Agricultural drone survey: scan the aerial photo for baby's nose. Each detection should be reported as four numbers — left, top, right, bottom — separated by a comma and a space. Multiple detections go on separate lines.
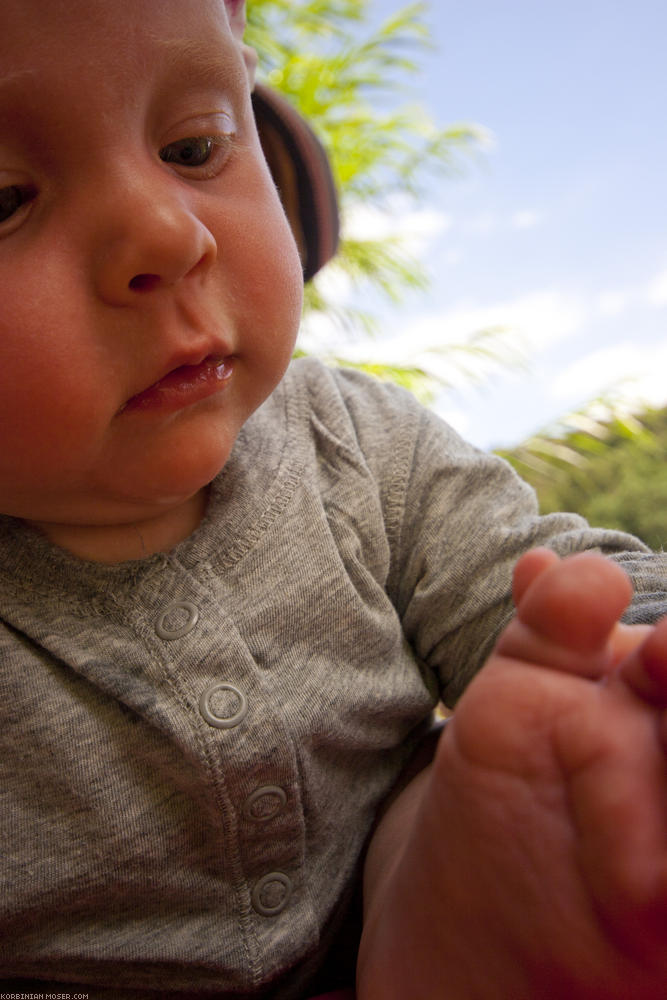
92, 176, 217, 304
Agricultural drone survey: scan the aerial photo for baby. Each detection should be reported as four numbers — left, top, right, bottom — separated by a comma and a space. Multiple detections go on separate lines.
0, 0, 666, 997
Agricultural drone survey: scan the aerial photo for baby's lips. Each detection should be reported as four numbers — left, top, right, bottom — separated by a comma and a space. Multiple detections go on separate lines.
120, 355, 234, 414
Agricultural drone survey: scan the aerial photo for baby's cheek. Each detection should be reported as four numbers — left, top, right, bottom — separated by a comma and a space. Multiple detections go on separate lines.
230, 195, 303, 355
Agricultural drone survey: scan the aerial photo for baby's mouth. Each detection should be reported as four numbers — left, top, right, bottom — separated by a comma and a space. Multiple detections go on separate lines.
120, 356, 234, 414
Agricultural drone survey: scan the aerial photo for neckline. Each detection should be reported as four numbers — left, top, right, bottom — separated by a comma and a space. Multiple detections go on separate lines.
0, 367, 305, 611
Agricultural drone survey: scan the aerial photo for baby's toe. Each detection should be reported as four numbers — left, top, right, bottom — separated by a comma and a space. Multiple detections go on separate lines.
619, 616, 667, 705
497, 552, 633, 679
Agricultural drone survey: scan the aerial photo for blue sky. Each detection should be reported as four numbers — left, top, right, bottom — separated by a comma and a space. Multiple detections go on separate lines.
312, 0, 667, 450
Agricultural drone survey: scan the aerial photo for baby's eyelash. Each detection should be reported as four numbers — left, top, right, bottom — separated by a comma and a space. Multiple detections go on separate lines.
0, 184, 36, 226
159, 133, 235, 176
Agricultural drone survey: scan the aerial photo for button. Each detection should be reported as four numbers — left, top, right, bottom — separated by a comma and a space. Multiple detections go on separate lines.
199, 682, 248, 729
243, 786, 287, 823
251, 872, 293, 916
155, 601, 199, 640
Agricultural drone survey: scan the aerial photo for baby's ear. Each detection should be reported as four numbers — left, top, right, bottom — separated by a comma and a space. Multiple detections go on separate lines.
224, 0, 257, 89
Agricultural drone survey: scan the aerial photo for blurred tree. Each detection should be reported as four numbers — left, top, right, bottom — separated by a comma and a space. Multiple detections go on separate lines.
246, 0, 500, 401
247, 0, 663, 509
500, 402, 667, 551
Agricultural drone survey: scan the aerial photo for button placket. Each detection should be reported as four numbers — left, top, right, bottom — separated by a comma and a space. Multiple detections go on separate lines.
146, 587, 304, 933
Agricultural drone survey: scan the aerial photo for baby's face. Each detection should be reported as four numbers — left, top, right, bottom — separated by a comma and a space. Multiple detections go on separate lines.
0, 0, 303, 535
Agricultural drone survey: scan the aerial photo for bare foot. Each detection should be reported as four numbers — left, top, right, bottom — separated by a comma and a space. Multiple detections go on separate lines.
358, 551, 667, 1000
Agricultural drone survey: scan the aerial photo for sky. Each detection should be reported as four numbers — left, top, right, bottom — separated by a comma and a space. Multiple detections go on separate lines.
311, 0, 667, 451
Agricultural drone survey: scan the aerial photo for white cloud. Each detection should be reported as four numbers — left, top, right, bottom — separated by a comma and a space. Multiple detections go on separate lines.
630, 344, 667, 409
415, 289, 584, 352
436, 405, 471, 437
325, 288, 585, 395
511, 210, 543, 230
550, 343, 638, 400
454, 208, 544, 238
442, 248, 463, 266
647, 268, 667, 306
596, 289, 633, 317
595, 266, 667, 315
550, 341, 667, 411
342, 197, 451, 256
591, 266, 667, 318
462, 212, 498, 237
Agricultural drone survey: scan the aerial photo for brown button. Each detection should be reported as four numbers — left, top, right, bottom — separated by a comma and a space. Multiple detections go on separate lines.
251, 872, 292, 916
243, 786, 287, 822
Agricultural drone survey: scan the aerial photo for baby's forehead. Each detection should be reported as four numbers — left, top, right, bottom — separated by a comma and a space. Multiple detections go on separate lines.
0, 0, 240, 105
0, 0, 235, 62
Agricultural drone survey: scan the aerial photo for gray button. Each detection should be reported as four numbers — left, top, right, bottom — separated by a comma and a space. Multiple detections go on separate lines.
251, 872, 292, 916
199, 682, 248, 729
244, 786, 287, 822
155, 601, 199, 640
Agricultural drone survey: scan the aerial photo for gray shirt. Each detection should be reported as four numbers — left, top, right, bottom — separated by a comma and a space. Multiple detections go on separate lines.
1, 359, 665, 997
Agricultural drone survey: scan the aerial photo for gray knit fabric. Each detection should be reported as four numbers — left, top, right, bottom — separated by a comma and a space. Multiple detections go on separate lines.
0, 359, 665, 997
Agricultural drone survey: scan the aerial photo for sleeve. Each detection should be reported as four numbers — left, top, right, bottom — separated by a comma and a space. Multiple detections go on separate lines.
394, 404, 667, 705
331, 367, 667, 708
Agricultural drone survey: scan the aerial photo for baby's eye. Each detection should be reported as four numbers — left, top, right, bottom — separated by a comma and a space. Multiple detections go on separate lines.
0, 184, 33, 224
159, 137, 214, 168
158, 130, 235, 180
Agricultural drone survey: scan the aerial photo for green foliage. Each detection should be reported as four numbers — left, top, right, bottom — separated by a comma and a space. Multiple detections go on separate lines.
293, 346, 437, 402
246, 0, 508, 401
500, 404, 667, 551
246, 0, 486, 328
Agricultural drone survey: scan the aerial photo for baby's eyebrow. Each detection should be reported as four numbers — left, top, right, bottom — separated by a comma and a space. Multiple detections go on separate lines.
149, 37, 243, 93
